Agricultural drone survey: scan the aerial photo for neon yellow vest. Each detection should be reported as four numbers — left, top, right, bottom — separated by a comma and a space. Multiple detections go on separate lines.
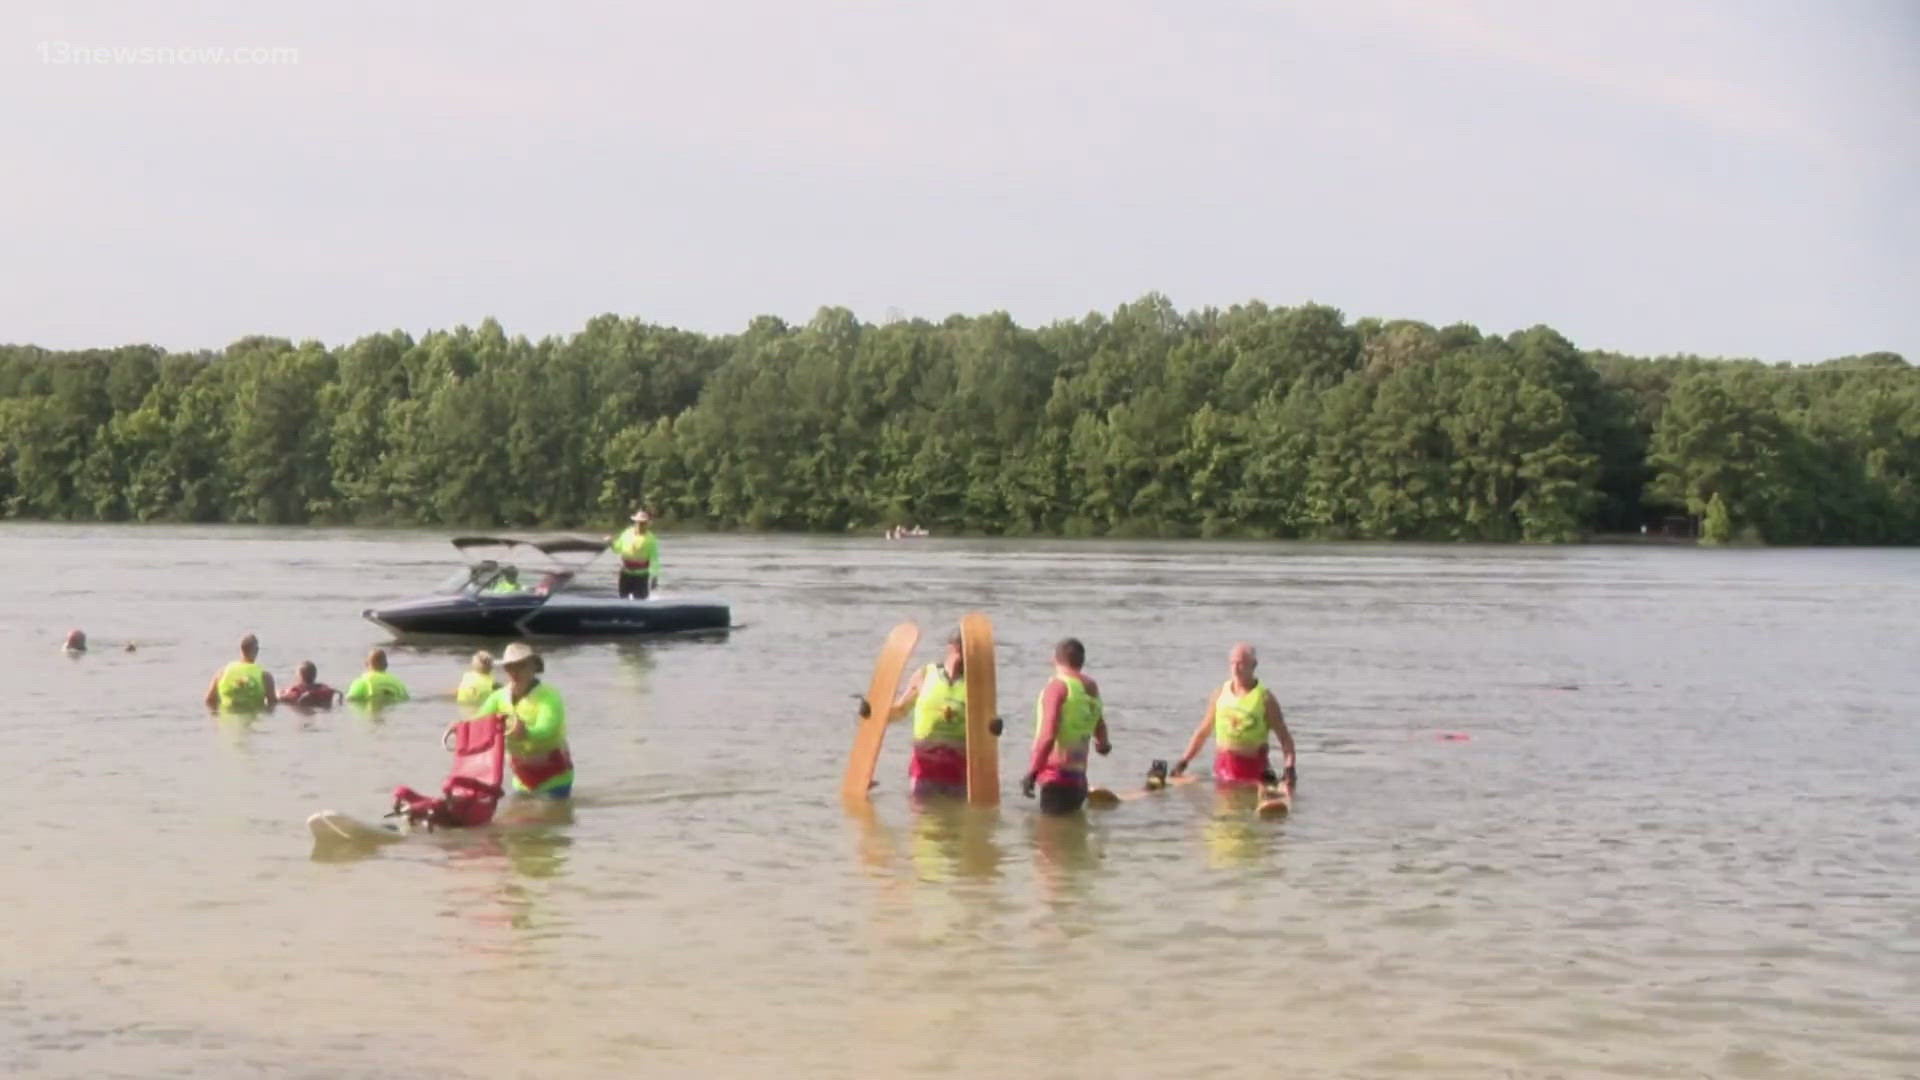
613, 528, 658, 573
217, 661, 265, 711
456, 671, 497, 709
912, 664, 967, 744
1213, 680, 1269, 752
347, 670, 410, 706
1034, 674, 1101, 771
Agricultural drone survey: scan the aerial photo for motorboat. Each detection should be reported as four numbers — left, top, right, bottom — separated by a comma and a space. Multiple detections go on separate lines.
362, 535, 732, 640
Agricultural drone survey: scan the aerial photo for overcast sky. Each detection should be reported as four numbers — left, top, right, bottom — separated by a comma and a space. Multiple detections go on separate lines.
3, 1, 1914, 363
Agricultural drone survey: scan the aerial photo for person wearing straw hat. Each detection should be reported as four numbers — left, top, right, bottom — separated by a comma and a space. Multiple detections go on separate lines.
455, 650, 499, 712
607, 508, 660, 600
477, 642, 574, 799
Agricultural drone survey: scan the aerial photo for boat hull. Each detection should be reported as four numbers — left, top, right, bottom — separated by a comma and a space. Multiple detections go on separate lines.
364, 593, 732, 640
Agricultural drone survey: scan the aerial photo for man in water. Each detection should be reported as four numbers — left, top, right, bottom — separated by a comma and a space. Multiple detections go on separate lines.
278, 660, 342, 708
863, 630, 1005, 799
1021, 637, 1112, 814
607, 509, 658, 599
344, 648, 411, 706
204, 634, 276, 712
477, 642, 573, 799
890, 630, 967, 799
1172, 642, 1297, 798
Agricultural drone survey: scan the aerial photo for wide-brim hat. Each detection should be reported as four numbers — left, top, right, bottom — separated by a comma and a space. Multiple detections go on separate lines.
500, 642, 541, 667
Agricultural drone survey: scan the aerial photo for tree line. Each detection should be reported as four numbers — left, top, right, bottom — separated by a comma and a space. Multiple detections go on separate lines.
1, 295, 1914, 544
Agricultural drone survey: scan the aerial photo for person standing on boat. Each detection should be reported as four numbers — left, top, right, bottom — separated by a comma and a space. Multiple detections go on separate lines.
1021, 637, 1111, 814
344, 648, 411, 706
204, 633, 276, 712
1172, 642, 1297, 798
478, 642, 574, 799
607, 509, 659, 600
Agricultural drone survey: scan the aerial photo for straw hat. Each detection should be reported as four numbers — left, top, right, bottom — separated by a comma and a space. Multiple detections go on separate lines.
500, 642, 541, 668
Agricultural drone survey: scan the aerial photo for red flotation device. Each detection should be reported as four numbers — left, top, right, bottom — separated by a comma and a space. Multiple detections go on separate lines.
389, 713, 508, 831
278, 682, 339, 708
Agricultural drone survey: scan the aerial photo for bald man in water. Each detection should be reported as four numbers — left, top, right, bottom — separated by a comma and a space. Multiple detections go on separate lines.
1172, 643, 1297, 798
204, 634, 276, 712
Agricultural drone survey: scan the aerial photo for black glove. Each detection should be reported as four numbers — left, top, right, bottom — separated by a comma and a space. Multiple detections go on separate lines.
1284, 765, 1298, 790
857, 696, 871, 719
1095, 739, 1112, 757
988, 716, 1004, 736
1020, 772, 1037, 798
1171, 757, 1189, 777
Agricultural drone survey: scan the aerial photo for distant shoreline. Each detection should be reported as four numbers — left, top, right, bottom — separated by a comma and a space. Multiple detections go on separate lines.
0, 519, 1800, 550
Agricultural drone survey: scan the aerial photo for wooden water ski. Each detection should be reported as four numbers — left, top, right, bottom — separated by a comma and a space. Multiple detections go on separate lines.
306, 810, 408, 852
841, 621, 920, 805
960, 612, 998, 806
1255, 784, 1292, 818
1086, 759, 1290, 818
1086, 760, 1194, 808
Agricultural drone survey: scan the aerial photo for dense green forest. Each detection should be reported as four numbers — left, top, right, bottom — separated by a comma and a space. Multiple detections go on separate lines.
1, 295, 1914, 543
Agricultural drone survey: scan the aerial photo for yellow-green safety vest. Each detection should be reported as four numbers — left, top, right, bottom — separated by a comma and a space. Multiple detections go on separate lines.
912, 663, 967, 745
1034, 673, 1102, 772
456, 671, 498, 709
1213, 679, 1269, 752
217, 661, 266, 711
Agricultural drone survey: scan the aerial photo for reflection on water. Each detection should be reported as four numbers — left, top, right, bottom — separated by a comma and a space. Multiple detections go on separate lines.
1200, 785, 1282, 869
4, 527, 1918, 1079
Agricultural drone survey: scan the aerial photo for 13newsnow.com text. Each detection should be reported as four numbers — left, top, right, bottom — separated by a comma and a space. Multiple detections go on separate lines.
37, 42, 301, 66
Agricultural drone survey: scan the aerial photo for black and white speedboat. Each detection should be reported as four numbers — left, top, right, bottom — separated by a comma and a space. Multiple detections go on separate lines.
362, 535, 731, 640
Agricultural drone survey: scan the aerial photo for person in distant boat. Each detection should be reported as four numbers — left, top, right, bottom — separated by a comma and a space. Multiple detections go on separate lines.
1021, 637, 1111, 814
485, 566, 524, 593
63, 629, 86, 653
477, 642, 574, 799
607, 509, 659, 599
456, 650, 499, 711
344, 648, 411, 706
1172, 642, 1296, 798
204, 633, 276, 712
278, 660, 343, 708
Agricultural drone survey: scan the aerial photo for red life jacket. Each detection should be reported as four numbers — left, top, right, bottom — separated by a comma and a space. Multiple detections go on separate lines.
278, 682, 338, 707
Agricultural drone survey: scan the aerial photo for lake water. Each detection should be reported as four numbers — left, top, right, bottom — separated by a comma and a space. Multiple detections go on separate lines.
4, 524, 1917, 1079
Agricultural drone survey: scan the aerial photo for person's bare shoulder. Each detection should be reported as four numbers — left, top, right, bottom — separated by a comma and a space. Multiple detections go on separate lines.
1081, 674, 1101, 697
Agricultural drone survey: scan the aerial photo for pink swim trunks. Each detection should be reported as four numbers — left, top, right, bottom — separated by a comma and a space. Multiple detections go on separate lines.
910, 744, 967, 787
1214, 747, 1270, 785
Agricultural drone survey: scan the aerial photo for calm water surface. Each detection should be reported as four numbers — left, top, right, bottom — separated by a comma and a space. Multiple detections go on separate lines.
4, 525, 1917, 1079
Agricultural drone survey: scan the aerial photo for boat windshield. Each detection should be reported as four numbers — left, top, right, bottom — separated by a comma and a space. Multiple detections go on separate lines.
431, 561, 560, 597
